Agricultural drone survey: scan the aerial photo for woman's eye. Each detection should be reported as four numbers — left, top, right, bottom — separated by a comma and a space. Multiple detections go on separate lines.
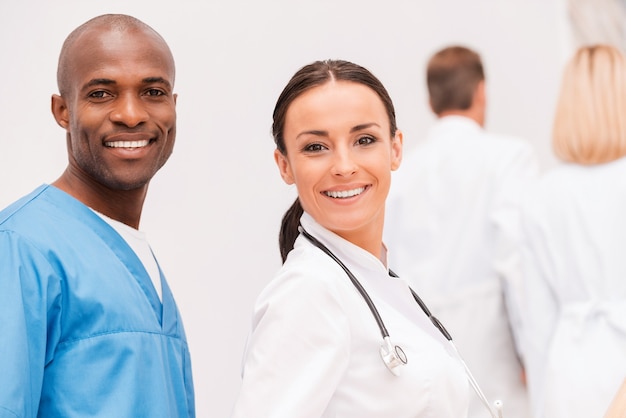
356, 136, 376, 146
303, 143, 326, 152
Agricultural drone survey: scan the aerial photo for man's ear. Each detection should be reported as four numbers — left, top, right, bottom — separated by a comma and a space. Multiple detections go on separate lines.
51, 94, 70, 130
274, 149, 295, 185
391, 130, 403, 171
474, 80, 486, 107
472, 80, 487, 126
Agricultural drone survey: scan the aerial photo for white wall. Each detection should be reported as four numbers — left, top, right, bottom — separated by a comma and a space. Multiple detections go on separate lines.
0, 0, 566, 416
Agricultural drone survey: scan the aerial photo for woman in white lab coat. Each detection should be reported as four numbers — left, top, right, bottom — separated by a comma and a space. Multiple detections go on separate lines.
520, 44, 626, 418
231, 60, 470, 417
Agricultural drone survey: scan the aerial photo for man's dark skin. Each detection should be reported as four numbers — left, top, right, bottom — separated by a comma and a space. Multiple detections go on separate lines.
51, 17, 177, 228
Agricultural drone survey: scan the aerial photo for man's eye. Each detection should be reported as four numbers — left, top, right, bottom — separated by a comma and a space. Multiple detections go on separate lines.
146, 89, 165, 96
88, 90, 110, 99
304, 143, 326, 152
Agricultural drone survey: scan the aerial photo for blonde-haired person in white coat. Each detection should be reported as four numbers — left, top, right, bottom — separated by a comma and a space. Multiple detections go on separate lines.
231, 59, 471, 418
519, 44, 626, 418
385, 45, 537, 418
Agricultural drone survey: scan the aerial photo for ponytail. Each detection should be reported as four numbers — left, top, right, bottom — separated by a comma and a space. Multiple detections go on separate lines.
279, 198, 304, 263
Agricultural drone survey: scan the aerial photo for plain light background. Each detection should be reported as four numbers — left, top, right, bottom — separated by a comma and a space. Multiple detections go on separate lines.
0, 0, 579, 415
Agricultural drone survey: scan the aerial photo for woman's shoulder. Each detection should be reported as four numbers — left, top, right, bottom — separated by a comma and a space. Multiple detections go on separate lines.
249, 241, 354, 333
273, 245, 345, 288
262, 243, 347, 297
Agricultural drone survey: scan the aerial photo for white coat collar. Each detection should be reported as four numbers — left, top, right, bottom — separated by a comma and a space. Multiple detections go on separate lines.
430, 115, 482, 138
299, 211, 391, 275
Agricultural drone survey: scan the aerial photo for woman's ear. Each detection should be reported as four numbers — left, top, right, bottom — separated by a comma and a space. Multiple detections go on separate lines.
274, 149, 295, 185
390, 130, 403, 171
51, 94, 70, 130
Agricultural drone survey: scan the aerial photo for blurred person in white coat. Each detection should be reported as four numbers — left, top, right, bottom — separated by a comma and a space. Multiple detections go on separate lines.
519, 44, 626, 418
385, 45, 537, 418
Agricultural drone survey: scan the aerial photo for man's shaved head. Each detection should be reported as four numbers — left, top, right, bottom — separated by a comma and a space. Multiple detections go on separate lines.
56, 14, 175, 96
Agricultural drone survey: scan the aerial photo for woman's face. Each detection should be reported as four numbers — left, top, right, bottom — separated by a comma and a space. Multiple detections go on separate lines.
275, 80, 402, 246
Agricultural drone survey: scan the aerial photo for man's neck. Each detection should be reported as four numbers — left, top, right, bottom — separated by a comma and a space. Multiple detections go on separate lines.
52, 170, 147, 229
437, 108, 484, 127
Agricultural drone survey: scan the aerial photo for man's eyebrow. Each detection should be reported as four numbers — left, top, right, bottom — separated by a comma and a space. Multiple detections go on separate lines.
143, 77, 172, 89
141, 77, 172, 88
82, 78, 116, 90
80, 77, 172, 91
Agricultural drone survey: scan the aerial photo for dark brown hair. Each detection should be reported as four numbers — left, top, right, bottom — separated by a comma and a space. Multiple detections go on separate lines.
273, 59, 397, 263
426, 46, 484, 115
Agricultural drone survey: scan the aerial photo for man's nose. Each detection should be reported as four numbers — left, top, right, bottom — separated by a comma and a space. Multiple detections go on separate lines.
109, 94, 149, 127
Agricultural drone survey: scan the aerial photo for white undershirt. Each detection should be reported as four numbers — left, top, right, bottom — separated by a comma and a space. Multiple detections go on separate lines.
93, 211, 162, 301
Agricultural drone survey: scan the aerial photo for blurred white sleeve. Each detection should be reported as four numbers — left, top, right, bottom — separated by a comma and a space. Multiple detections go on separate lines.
517, 192, 559, 418
491, 142, 540, 358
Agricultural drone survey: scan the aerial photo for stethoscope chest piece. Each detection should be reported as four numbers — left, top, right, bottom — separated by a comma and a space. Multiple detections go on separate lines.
299, 225, 504, 416
379, 336, 407, 376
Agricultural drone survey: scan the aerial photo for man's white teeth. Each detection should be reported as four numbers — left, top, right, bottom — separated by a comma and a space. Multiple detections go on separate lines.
105, 140, 150, 148
325, 187, 365, 199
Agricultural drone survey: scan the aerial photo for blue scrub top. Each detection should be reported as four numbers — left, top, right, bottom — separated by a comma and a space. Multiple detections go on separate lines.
0, 185, 195, 418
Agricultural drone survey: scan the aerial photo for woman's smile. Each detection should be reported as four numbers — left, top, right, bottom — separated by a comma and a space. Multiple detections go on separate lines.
276, 80, 402, 247
323, 185, 368, 199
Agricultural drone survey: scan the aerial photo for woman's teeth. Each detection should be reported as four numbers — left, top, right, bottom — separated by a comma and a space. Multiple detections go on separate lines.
325, 187, 365, 199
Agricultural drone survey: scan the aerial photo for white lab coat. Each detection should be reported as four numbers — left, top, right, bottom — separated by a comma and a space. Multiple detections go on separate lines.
519, 157, 626, 418
232, 212, 469, 418
384, 116, 538, 418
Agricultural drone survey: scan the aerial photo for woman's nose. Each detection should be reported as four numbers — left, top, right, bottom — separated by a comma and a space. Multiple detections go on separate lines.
330, 147, 357, 176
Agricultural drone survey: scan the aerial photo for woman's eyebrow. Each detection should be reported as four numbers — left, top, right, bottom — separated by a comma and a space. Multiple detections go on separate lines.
351, 123, 380, 133
296, 130, 328, 139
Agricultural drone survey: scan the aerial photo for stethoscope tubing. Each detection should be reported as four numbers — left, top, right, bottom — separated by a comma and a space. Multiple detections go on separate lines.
298, 225, 503, 418
298, 226, 390, 339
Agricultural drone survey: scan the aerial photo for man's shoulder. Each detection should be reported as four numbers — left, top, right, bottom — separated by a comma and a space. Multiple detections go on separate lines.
483, 130, 532, 148
464, 130, 535, 168
428, 117, 531, 149
0, 185, 50, 226
418, 123, 534, 163
0, 185, 97, 241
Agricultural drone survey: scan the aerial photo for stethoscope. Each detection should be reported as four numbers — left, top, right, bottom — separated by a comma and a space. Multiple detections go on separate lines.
299, 226, 504, 418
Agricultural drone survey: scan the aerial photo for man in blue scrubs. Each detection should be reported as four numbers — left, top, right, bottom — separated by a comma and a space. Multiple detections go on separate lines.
0, 14, 195, 417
